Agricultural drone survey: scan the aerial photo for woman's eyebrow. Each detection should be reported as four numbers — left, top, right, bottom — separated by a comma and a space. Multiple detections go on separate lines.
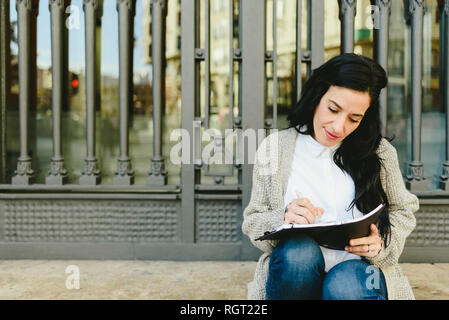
328, 99, 364, 117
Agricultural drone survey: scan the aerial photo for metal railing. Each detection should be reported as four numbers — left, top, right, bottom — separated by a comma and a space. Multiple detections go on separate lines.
1, 0, 171, 189
0, 0, 448, 260
1, 0, 447, 194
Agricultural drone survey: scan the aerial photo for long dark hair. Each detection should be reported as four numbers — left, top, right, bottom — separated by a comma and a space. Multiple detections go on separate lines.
287, 53, 392, 247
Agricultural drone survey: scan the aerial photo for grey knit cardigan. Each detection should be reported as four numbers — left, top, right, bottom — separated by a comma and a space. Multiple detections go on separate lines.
242, 127, 419, 300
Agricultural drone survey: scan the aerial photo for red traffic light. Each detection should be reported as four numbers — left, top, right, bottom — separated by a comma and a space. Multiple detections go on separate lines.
70, 73, 79, 95
71, 78, 79, 89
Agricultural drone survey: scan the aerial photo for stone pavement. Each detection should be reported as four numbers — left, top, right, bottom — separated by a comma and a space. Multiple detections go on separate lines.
0, 260, 448, 300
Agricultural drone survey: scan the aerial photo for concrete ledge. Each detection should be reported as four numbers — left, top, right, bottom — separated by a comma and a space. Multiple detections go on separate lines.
0, 243, 243, 260
0, 260, 448, 300
1, 243, 449, 263
401, 247, 449, 263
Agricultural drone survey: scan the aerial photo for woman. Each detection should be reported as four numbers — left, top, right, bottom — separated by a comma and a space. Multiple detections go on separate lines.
242, 53, 419, 300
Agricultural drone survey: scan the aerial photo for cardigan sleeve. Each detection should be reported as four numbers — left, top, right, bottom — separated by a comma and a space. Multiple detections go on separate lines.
241, 133, 285, 254
366, 138, 419, 268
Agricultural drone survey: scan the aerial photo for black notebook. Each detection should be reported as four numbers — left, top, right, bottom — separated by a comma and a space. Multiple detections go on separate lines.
256, 203, 385, 250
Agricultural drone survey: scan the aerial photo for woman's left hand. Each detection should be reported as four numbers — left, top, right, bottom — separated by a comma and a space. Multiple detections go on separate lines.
345, 224, 383, 258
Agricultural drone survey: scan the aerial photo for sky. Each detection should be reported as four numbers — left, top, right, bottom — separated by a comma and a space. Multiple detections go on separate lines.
10, 0, 151, 79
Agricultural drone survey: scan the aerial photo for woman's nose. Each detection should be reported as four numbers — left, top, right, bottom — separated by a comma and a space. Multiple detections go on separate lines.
332, 117, 346, 136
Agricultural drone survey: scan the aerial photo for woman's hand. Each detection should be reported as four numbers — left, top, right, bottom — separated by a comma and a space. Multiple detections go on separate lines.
284, 198, 324, 224
345, 224, 383, 258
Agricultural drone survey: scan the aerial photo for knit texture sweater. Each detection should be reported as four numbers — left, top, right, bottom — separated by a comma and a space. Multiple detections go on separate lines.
242, 127, 419, 300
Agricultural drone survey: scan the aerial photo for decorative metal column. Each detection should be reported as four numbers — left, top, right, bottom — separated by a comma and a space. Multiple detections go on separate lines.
180, 0, 197, 243
241, 0, 266, 259
0, 0, 10, 183
338, 0, 356, 54
271, 0, 278, 129
372, 0, 391, 136
12, 0, 35, 185
405, 0, 428, 191
439, 0, 449, 191
203, 0, 210, 131
307, 0, 324, 76
202, 0, 235, 182
295, 0, 303, 101
47, 0, 69, 185
229, 0, 236, 132
147, 0, 167, 185
193, 0, 202, 170
80, 0, 103, 185
114, 0, 135, 185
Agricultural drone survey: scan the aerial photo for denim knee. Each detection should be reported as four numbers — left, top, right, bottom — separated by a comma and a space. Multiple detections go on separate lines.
266, 234, 325, 300
271, 234, 325, 274
322, 259, 387, 300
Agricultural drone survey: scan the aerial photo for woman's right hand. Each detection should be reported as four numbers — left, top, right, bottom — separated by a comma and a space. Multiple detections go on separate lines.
284, 198, 324, 224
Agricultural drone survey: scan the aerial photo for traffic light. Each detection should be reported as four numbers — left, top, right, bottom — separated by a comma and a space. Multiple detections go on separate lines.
71, 73, 79, 95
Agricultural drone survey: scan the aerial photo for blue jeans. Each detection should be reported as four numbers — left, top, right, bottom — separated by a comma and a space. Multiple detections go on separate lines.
266, 234, 388, 300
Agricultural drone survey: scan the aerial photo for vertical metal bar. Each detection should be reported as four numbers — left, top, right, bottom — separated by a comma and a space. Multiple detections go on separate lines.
440, 0, 449, 169
148, 0, 168, 185
272, 0, 278, 129
205, 0, 235, 179
80, 0, 102, 185
181, 0, 197, 243
227, 0, 239, 179
409, 1, 424, 164
339, 0, 356, 54
241, 0, 266, 259
193, 0, 202, 170
372, 0, 391, 136
439, 0, 446, 129
62, 1, 69, 122
0, 0, 10, 184
439, 0, 449, 191
194, 0, 201, 121
95, 5, 102, 114
229, 0, 234, 132
30, 1, 38, 181
405, 0, 428, 191
242, 0, 265, 130
114, 0, 135, 185
12, 0, 35, 185
237, 0, 243, 185
237, 0, 243, 128
202, 0, 237, 180
204, 0, 210, 130
295, 0, 302, 102
307, 0, 324, 76
47, 0, 69, 185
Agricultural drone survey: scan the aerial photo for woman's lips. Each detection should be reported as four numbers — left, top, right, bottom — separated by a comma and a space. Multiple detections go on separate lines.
324, 128, 339, 140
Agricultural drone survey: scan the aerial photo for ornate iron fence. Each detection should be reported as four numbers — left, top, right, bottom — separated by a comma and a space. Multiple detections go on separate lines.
0, 0, 448, 261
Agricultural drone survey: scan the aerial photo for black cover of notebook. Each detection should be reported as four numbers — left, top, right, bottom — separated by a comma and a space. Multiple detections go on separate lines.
256, 203, 385, 250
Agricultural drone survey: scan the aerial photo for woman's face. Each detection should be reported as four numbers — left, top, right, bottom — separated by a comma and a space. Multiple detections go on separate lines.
312, 85, 371, 147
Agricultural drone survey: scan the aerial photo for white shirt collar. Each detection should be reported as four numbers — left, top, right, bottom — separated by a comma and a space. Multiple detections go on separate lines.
301, 132, 341, 158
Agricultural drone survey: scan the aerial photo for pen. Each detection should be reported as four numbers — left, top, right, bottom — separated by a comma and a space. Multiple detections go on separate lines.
294, 189, 323, 223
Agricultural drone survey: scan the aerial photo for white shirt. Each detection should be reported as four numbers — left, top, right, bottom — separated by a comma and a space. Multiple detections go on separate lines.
283, 132, 364, 272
